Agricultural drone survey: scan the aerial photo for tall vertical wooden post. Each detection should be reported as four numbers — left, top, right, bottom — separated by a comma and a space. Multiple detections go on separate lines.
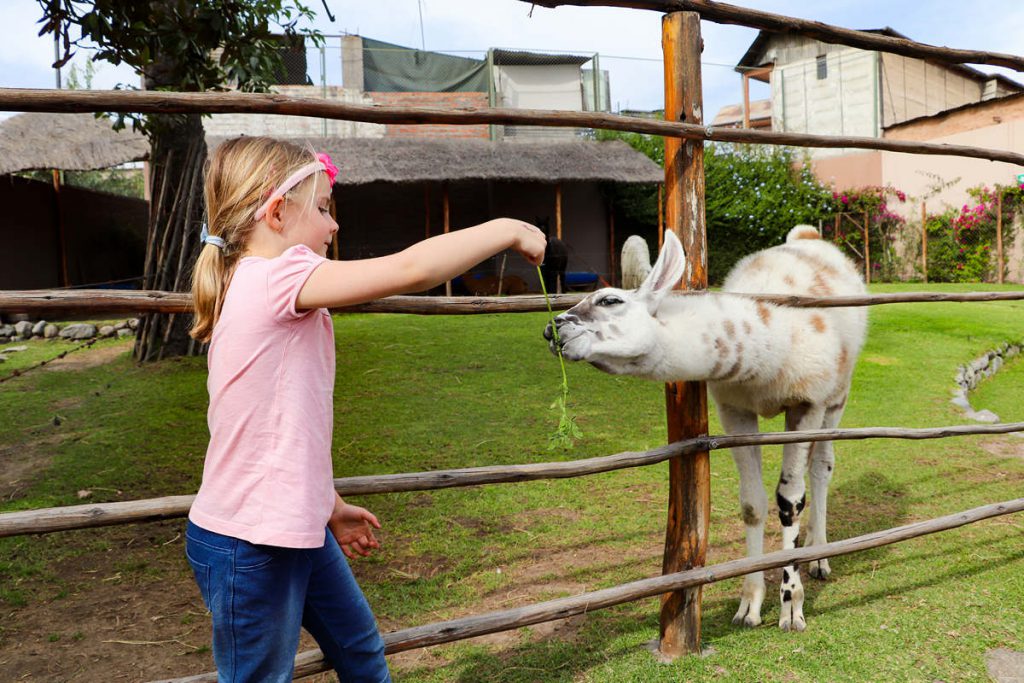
608, 199, 617, 287
443, 182, 452, 297
424, 184, 431, 240
658, 183, 665, 248
863, 211, 871, 284
996, 191, 1004, 284
51, 169, 70, 287
659, 11, 709, 660
556, 183, 564, 293
921, 202, 928, 283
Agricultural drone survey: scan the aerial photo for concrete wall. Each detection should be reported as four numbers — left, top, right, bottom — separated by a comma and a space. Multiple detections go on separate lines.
879, 53, 985, 128
204, 86, 490, 140
493, 63, 584, 142
203, 85, 385, 139
881, 96, 1024, 219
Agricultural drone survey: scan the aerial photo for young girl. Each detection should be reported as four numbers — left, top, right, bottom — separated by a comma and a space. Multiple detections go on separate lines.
187, 136, 545, 682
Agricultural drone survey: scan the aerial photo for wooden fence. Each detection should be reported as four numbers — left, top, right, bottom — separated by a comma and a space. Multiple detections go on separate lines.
3, 1, 1024, 680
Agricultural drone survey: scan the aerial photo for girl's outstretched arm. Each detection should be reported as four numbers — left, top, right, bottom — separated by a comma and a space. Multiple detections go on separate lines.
296, 218, 545, 310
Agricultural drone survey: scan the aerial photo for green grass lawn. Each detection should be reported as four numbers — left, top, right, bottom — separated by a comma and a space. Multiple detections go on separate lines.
1, 283, 1023, 682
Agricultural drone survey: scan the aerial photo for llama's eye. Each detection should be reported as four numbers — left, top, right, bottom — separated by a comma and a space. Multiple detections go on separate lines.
597, 296, 624, 307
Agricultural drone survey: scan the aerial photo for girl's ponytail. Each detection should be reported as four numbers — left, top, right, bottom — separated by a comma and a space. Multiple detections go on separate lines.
189, 241, 229, 342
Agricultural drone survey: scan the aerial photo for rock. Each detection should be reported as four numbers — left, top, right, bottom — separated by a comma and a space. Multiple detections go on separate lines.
0, 325, 14, 337
10, 336, 25, 343
985, 648, 1024, 683
32, 320, 47, 337
59, 323, 97, 340
4, 345, 28, 353
116, 329, 133, 339
128, 318, 139, 330
114, 321, 128, 331
43, 324, 59, 339
14, 321, 34, 337
965, 409, 999, 424
0, 355, 7, 362
950, 394, 972, 411
99, 325, 116, 338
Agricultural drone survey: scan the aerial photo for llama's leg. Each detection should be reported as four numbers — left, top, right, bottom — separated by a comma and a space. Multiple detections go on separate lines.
718, 404, 766, 628
805, 399, 846, 580
777, 402, 826, 632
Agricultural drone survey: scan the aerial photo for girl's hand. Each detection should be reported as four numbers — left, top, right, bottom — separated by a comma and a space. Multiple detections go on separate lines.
502, 219, 546, 266
329, 498, 382, 559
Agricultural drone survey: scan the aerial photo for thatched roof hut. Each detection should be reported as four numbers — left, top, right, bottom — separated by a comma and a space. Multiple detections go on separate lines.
0, 112, 148, 175
207, 137, 663, 185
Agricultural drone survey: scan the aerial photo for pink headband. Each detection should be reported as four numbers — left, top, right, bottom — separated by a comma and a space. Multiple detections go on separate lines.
254, 152, 339, 221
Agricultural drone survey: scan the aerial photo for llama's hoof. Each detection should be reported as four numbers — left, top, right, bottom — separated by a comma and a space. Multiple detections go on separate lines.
732, 600, 762, 627
779, 583, 805, 632
808, 559, 831, 580
779, 613, 807, 632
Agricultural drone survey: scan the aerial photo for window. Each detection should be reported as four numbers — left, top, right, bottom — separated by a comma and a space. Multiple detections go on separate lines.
816, 54, 827, 80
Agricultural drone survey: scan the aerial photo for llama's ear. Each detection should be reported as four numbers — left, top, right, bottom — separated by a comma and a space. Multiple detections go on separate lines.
639, 231, 685, 312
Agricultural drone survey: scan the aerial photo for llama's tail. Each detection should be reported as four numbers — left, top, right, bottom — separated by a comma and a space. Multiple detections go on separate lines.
786, 224, 822, 243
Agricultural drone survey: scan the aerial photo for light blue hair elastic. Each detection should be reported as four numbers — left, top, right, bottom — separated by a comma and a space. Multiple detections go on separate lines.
200, 223, 226, 249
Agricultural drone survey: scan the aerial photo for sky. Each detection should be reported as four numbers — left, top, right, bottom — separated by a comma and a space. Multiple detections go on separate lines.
3, 1, 1024, 124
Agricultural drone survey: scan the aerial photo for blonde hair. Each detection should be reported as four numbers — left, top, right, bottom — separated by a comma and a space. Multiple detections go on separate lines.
190, 137, 323, 342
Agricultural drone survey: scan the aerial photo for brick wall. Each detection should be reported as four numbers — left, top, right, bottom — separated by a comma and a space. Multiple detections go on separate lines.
369, 91, 490, 139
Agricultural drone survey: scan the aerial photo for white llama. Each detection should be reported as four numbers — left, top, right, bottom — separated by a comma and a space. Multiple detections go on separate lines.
543, 226, 867, 631
620, 235, 653, 290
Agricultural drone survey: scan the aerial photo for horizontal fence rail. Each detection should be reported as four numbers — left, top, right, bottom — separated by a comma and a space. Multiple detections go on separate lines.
2, 289, 1024, 317
522, 0, 1024, 72
152, 496, 1024, 682
4, 422, 1022, 539
4, 88, 1024, 165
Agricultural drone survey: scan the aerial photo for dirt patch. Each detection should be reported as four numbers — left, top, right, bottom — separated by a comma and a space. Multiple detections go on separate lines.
1, 525, 661, 681
0, 432, 78, 501
41, 341, 132, 373
979, 437, 1024, 460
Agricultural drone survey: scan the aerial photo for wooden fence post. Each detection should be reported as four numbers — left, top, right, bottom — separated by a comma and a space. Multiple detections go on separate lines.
922, 202, 928, 283
443, 182, 451, 297
863, 211, 871, 284
997, 191, 1004, 284
659, 10, 709, 660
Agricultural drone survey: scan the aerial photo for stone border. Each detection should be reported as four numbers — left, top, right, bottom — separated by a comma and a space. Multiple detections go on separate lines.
0, 319, 139, 362
951, 341, 1022, 423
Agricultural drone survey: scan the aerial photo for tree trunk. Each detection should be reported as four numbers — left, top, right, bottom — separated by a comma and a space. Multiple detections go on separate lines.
133, 113, 207, 362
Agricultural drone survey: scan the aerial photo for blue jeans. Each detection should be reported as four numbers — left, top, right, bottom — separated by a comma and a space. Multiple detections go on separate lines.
185, 520, 390, 683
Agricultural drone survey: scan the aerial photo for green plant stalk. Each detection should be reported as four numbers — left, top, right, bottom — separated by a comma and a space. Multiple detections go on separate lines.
537, 266, 582, 449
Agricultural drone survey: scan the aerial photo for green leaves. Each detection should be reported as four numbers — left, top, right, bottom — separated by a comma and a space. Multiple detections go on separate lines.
538, 267, 583, 450
35, 0, 324, 137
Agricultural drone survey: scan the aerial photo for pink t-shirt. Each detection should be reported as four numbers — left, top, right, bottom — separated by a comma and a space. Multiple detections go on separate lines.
189, 244, 336, 548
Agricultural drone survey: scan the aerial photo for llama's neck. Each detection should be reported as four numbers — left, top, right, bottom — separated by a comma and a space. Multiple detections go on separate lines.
652, 293, 787, 384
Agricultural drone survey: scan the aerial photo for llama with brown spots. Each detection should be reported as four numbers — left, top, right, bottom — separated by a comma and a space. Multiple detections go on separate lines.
543, 225, 867, 631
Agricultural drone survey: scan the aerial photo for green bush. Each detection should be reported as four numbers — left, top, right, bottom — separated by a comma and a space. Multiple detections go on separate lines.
925, 183, 1023, 282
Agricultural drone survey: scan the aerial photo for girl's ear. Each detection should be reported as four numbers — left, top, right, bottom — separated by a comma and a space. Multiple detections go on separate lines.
264, 196, 287, 233
638, 230, 685, 313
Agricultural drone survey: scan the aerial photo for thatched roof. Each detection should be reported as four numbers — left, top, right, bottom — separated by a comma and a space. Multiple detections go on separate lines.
0, 112, 149, 175
208, 137, 663, 185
